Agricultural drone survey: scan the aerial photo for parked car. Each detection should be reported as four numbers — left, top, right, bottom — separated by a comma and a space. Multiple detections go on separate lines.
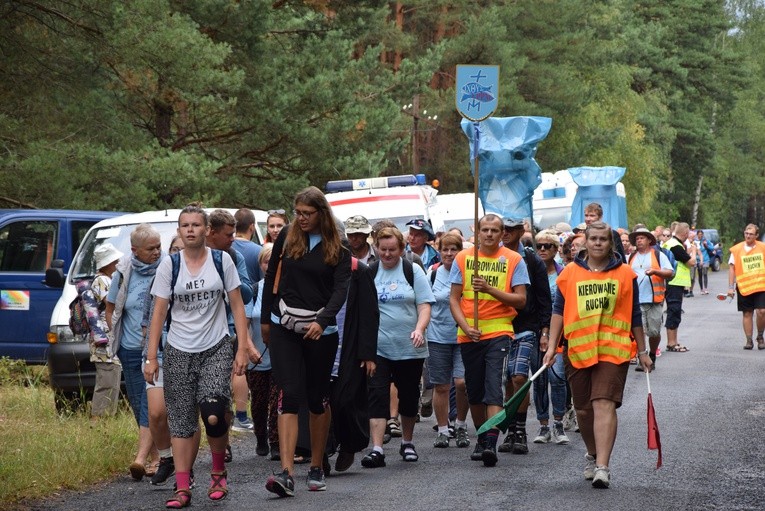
698, 228, 723, 272
0, 209, 122, 363
46, 208, 266, 412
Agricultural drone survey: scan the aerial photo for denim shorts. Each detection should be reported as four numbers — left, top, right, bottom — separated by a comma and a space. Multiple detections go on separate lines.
506, 331, 534, 377
427, 342, 465, 385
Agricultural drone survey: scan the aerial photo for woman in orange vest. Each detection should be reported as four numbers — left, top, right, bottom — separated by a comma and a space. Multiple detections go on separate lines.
543, 221, 651, 489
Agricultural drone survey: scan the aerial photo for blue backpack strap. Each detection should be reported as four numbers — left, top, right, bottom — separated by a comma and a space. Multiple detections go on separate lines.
211, 249, 232, 318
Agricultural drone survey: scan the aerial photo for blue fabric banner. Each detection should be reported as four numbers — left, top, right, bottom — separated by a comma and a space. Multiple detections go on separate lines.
460, 116, 552, 220
568, 166, 628, 229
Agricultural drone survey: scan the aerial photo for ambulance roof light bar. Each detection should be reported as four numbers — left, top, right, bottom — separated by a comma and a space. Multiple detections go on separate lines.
326, 173, 427, 193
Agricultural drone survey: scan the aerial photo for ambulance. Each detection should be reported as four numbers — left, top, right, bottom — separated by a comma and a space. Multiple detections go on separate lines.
325, 174, 445, 234
435, 193, 484, 239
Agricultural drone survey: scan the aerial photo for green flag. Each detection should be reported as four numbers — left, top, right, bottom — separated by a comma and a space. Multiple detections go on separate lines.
477, 364, 548, 435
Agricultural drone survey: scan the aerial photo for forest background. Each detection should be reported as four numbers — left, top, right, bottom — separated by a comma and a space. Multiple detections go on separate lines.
2, 0, 765, 240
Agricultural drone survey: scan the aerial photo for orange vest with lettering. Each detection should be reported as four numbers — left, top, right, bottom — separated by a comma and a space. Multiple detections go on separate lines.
455, 247, 522, 343
730, 241, 765, 296
557, 262, 635, 369
628, 248, 666, 303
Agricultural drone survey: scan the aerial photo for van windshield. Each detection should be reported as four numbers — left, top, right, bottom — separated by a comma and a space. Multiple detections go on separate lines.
69, 221, 180, 281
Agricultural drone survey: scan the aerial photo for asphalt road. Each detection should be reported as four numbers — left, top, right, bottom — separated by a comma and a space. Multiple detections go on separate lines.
22, 269, 765, 511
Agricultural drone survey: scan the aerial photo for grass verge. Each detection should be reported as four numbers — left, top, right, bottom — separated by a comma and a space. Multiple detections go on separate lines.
0, 359, 136, 507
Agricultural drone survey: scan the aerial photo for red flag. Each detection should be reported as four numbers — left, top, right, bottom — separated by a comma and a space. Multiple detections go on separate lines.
647, 392, 662, 469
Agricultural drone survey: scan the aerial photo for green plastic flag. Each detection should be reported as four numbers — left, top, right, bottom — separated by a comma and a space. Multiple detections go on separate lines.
477, 364, 548, 435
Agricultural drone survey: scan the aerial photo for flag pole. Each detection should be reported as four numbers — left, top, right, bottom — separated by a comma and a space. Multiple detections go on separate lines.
472, 121, 480, 329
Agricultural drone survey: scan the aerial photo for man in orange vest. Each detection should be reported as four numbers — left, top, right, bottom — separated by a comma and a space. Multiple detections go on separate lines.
449, 214, 529, 467
628, 227, 674, 370
727, 223, 765, 350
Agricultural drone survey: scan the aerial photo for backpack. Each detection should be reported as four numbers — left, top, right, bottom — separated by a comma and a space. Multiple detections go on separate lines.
166, 249, 227, 329
428, 262, 441, 286
370, 257, 415, 288
629, 245, 676, 279
68, 280, 92, 336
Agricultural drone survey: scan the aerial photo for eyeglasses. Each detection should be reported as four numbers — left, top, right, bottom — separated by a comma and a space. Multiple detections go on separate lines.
293, 209, 318, 219
537, 243, 556, 250
268, 209, 286, 215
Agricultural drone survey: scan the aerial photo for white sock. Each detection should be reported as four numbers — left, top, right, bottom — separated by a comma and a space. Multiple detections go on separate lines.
438, 426, 450, 435
455, 419, 467, 430
372, 445, 384, 454
159, 447, 172, 459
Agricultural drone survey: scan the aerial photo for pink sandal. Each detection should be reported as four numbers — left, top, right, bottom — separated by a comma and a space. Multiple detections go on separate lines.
208, 470, 228, 501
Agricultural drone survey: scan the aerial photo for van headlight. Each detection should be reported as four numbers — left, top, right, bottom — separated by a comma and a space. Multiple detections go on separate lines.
48, 326, 80, 344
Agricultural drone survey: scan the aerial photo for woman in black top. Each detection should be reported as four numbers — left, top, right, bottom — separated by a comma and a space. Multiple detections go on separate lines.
261, 186, 351, 496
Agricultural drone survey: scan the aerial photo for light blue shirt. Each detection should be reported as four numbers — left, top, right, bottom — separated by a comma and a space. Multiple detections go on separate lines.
449, 253, 530, 288
107, 270, 154, 351
426, 265, 457, 344
375, 259, 435, 360
246, 281, 271, 371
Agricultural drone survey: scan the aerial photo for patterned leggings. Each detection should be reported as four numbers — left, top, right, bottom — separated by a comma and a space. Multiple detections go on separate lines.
246, 369, 280, 444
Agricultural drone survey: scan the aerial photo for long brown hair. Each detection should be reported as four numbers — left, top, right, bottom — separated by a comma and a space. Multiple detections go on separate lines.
284, 186, 343, 265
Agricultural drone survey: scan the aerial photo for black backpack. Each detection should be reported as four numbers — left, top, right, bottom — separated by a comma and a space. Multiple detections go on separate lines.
369, 257, 415, 288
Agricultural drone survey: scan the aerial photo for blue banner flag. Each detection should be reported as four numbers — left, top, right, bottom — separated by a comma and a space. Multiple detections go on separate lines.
568, 166, 628, 229
456, 65, 499, 121
460, 116, 552, 220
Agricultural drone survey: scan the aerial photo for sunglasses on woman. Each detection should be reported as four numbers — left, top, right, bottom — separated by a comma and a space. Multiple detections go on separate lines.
537, 243, 556, 250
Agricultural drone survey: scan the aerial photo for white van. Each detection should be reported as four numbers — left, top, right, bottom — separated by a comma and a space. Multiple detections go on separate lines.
325, 174, 445, 234
46, 208, 265, 411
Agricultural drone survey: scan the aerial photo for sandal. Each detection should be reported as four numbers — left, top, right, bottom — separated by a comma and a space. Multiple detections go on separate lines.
208, 470, 228, 501
166, 489, 191, 509
145, 460, 160, 478
387, 418, 402, 438
399, 444, 418, 462
665, 344, 689, 352
293, 454, 310, 464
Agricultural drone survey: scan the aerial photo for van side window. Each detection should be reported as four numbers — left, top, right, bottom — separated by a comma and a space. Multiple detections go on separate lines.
72, 221, 96, 255
0, 221, 58, 272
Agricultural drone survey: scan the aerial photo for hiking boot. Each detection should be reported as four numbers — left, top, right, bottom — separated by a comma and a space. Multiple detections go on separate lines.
231, 416, 254, 432
482, 434, 498, 467
552, 421, 570, 445
150, 456, 175, 486
433, 433, 450, 448
497, 433, 515, 453
592, 466, 610, 489
266, 469, 295, 497
306, 466, 326, 491
533, 426, 551, 444
455, 427, 470, 448
470, 436, 485, 461
745, 338, 754, 350
512, 431, 528, 455
361, 450, 386, 468
583, 453, 596, 480
255, 435, 269, 457
758, 336, 765, 350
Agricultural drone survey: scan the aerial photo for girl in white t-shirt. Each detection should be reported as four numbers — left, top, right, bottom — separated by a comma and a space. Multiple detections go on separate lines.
144, 204, 259, 509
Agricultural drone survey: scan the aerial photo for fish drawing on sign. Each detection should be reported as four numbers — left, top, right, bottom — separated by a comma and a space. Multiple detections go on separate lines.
461, 83, 495, 104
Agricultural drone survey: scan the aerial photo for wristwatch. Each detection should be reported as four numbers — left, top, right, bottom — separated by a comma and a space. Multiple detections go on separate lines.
641, 349, 650, 355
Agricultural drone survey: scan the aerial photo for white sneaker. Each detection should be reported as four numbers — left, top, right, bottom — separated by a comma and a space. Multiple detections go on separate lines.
552, 421, 570, 445
533, 426, 551, 443
583, 454, 596, 480
232, 417, 254, 432
592, 466, 610, 488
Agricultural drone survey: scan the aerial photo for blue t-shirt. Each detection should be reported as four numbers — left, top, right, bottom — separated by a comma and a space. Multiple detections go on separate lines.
375, 259, 435, 360
246, 280, 271, 371
233, 238, 262, 283
448, 252, 530, 288
107, 270, 154, 351
426, 265, 457, 344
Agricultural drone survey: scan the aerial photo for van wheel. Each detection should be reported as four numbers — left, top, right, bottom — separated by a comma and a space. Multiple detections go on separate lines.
54, 390, 88, 415
711, 257, 721, 272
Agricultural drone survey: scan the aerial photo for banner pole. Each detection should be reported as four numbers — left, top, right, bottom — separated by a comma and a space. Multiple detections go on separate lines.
473, 121, 480, 329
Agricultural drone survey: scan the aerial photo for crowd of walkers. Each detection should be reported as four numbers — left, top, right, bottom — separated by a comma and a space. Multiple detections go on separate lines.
78, 190, 761, 505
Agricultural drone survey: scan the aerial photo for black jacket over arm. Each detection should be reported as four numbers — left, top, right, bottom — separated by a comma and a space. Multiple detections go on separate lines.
513, 248, 552, 335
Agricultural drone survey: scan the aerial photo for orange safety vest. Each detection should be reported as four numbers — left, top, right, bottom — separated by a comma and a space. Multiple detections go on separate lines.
628, 248, 666, 303
730, 241, 765, 296
454, 247, 522, 343
557, 262, 636, 369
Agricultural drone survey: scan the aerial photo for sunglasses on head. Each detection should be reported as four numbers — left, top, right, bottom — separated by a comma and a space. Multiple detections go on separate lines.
537, 243, 555, 250
268, 209, 286, 215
